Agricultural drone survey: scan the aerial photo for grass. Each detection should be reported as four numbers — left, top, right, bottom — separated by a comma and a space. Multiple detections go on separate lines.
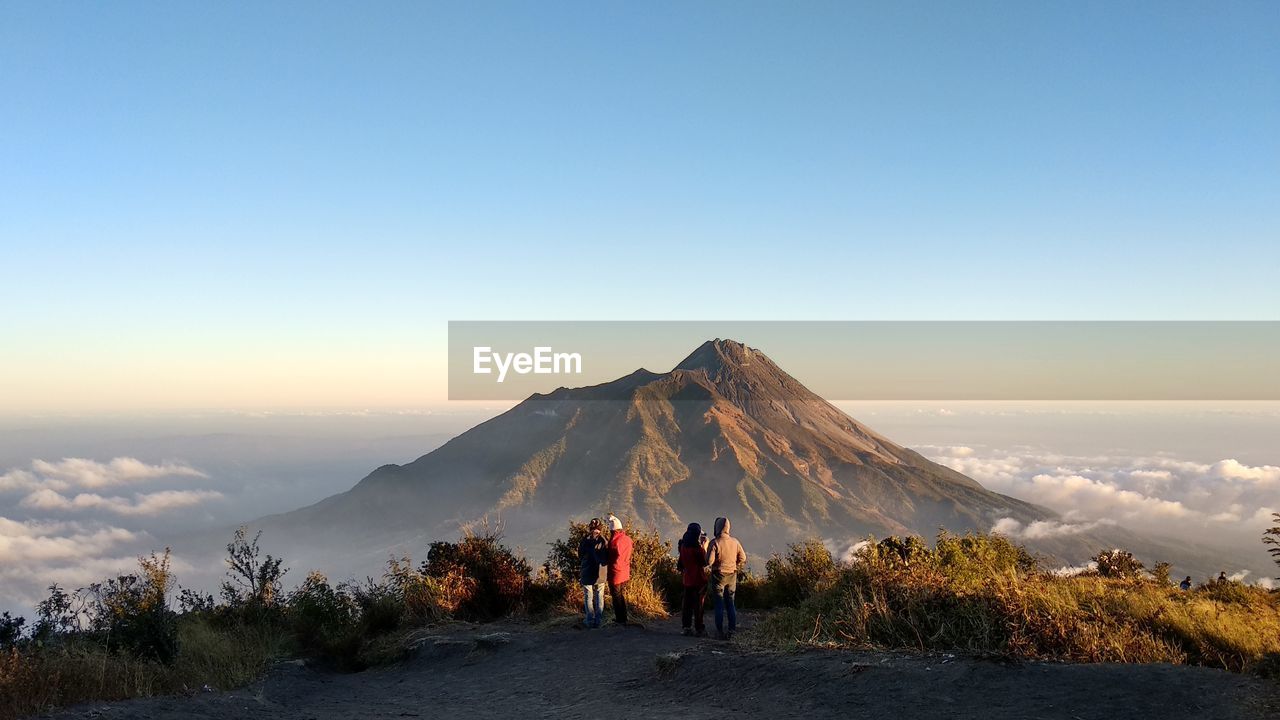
0, 616, 287, 720
5, 527, 1277, 720
654, 651, 685, 677
753, 534, 1280, 674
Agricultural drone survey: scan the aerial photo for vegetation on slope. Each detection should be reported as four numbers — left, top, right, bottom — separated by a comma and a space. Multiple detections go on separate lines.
3, 518, 1278, 719
756, 533, 1280, 674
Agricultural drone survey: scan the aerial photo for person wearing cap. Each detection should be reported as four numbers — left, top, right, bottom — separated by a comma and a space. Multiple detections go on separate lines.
604, 514, 633, 625
704, 516, 746, 640
578, 518, 609, 628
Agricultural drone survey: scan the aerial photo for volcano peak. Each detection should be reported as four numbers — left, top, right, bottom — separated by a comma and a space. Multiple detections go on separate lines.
675, 338, 758, 374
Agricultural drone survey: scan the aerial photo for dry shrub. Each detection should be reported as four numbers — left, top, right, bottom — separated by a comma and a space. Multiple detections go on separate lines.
757, 532, 1280, 672
0, 616, 284, 720
758, 540, 840, 607
623, 525, 677, 619
423, 529, 531, 621
284, 571, 360, 666
1094, 549, 1144, 580
383, 556, 447, 625
544, 521, 676, 619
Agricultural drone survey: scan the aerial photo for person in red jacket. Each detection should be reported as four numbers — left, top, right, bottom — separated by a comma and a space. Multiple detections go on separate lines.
676, 522, 708, 636
605, 514, 633, 625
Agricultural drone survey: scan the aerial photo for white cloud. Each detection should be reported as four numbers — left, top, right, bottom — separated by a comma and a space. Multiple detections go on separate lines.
1211, 459, 1280, 484
20, 488, 222, 516
0, 516, 205, 612
0, 457, 223, 613
825, 538, 870, 563
0, 457, 206, 494
1052, 561, 1098, 577
0, 516, 141, 564
992, 517, 1113, 540
0, 469, 38, 492
927, 447, 1280, 568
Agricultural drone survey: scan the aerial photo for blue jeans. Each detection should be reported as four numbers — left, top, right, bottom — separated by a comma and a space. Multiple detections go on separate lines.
712, 573, 737, 634
583, 583, 606, 626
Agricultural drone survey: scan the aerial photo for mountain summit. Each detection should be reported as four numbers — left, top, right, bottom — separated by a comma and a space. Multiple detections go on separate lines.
260, 339, 1116, 569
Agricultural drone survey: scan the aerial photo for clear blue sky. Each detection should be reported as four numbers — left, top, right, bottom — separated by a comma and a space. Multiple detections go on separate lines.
1, 1, 1277, 409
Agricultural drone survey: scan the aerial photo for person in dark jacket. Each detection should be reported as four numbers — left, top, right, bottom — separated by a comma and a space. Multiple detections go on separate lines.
676, 522, 708, 636
604, 514, 633, 625
578, 518, 608, 628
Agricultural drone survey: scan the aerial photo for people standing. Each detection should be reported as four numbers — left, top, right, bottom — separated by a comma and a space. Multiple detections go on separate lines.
676, 522, 708, 637
704, 516, 746, 641
578, 518, 609, 628
605, 514, 633, 626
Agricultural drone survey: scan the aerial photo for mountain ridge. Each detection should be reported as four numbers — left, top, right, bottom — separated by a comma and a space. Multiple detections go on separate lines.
254, 339, 1161, 571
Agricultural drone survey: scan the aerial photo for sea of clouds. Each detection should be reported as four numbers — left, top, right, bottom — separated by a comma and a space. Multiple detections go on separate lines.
0, 457, 220, 612
919, 445, 1278, 588
3, 405, 1278, 615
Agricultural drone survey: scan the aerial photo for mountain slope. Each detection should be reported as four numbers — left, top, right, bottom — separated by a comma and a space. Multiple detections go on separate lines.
255, 339, 1155, 573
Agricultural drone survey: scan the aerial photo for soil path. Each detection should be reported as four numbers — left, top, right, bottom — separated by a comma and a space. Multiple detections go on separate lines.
38, 615, 1280, 720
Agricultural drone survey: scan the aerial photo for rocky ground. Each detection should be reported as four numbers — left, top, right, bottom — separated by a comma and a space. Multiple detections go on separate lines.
38, 615, 1280, 720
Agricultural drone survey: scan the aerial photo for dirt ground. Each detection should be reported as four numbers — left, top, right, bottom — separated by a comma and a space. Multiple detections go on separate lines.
38, 614, 1280, 720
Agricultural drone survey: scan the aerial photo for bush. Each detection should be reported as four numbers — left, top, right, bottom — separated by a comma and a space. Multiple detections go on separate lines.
544, 521, 677, 620
1152, 562, 1173, 585
760, 540, 839, 607
1195, 577, 1255, 605
33, 584, 79, 642
1094, 549, 1144, 580
0, 532, 299, 719
0, 612, 286, 720
220, 527, 288, 615
935, 532, 1037, 583
624, 525, 677, 619
82, 550, 179, 663
423, 529, 531, 620
755, 533, 1280, 672
733, 568, 768, 609
0, 616, 23, 652
283, 557, 454, 670
382, 556, 446, 626
286, 571, 359, 660
346, 578, 403, 637
545, 521, 593, 585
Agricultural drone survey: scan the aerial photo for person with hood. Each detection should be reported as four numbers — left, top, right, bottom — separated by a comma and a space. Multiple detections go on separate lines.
578, 518, 609, 628
675, 522, 708, 636
604, 514, 633, 626
704, 516, 746, 640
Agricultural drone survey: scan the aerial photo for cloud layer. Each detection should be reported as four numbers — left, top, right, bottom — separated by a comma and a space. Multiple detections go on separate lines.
20, 488, 223, 516
0, 457, 218, 517
1, 457, 207, 493
922, 445, 1279, 581
0, 457, 219, 613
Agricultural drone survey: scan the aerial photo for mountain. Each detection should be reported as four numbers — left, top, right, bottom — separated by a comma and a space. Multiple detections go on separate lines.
244, 338, 1197, 576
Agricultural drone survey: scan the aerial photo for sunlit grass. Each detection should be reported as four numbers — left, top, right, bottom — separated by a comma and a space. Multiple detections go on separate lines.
755, 533, 1280, 673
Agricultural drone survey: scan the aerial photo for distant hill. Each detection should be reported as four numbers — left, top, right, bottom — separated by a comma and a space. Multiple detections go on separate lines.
244, 339, 1231, 578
